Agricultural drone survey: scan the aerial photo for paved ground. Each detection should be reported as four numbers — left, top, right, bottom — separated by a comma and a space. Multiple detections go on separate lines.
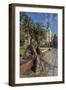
44, 48, 58, 66
43, 48, 58, 76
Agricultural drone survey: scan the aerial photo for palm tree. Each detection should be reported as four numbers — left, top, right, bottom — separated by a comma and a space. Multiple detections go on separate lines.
33, 23, 46, 47
29, 23, 47, 73
20, 12, 48, 74
20, 12, 33, 45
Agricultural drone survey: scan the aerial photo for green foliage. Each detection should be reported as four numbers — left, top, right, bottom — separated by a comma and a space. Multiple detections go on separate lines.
52, 34, 58, 48
20, 46, 26, 57
20, 12, 47, 56
32, 23, 46, 45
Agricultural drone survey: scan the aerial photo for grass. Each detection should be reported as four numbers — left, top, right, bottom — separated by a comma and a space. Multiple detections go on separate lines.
20, 46, 26, 57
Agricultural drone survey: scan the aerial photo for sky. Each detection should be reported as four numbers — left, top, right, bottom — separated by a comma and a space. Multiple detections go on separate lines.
20, 12, 58, 35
